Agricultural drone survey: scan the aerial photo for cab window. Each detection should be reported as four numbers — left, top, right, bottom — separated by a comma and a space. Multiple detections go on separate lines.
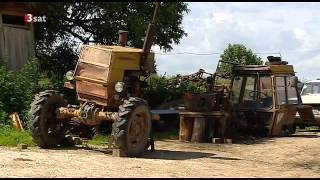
276, 76, 299, 105
243, 76, 256, 101
276, 77, 286, 105
301, 82, 320, 95
287, 76, 298, 104
231, 76, 243, 104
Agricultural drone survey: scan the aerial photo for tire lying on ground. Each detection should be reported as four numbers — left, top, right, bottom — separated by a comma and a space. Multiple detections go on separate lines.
28, 90, 71, 148
111, 97, 152, 157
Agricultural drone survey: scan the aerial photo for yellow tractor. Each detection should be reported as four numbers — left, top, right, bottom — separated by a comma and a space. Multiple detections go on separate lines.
28, 2, 160, 157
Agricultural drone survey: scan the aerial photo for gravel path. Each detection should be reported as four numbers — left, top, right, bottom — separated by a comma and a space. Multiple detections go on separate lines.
0, 132, 319, 178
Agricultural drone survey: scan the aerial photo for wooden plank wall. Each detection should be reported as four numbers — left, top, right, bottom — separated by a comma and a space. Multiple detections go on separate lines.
0, 12, 35, 70
3, 26, 35, 70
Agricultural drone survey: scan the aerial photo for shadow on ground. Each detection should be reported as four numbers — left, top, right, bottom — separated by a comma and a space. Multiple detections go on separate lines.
209, 156, 242, 160
49, 145, 112, 155
284, 134, 319, 138
231, 136, 276, 145
141, 150, 216, 160
231, 131, 319, 145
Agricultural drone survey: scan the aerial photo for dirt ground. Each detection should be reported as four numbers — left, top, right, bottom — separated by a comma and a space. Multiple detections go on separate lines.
0, 131, 319, 178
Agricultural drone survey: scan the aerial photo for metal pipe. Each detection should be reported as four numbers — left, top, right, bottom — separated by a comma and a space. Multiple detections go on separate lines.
56, 107, 117, 126
141, 2, 161, 68
56, 107, 161, 126
118, 30, 128, 47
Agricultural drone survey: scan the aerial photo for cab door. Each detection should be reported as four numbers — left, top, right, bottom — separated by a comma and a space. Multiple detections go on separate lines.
270, 76, 314, 136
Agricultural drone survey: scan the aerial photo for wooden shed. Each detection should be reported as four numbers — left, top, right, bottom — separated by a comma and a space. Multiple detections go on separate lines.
0, 3, 40, 70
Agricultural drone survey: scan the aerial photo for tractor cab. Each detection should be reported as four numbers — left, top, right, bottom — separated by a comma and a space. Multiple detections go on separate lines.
229, 56, 314, 136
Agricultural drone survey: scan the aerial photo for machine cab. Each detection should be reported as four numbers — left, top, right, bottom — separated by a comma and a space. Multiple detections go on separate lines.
231, 69, 300, 111
228, 57, 311, 136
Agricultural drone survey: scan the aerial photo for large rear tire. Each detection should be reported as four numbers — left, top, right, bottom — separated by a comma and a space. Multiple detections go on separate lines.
111, 97, 152, 157
28, 90, 70, 148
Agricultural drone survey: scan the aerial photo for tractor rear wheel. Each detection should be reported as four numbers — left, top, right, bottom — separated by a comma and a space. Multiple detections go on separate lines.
28, 90, 70, 148
111, 97, 152, 157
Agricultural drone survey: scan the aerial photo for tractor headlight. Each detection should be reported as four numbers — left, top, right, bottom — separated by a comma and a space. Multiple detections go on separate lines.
115, 82, 125, 93
66, 70, 74, 81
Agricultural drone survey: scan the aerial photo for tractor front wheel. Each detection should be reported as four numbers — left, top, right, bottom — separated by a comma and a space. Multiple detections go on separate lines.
111, 97, 152, 157
28, 90, 70, 148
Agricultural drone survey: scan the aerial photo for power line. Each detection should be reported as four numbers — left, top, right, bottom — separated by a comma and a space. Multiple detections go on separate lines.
154, 51, 282, 56
155, 52, 221, 55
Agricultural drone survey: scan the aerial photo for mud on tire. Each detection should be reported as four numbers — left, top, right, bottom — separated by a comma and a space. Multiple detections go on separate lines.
111, 97, 152, 157
28, 90, 70, 148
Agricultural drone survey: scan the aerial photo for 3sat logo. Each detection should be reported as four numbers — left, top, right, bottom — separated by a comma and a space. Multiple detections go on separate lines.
24, 14, 47, 23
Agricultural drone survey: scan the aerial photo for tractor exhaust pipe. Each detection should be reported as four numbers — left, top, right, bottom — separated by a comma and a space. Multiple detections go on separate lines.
118, 30, 128, 47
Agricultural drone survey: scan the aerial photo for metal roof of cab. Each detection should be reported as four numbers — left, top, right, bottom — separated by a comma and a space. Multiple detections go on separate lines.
305, 80, 320, 83
233, 64, 295, 75
82, 45, 154, 53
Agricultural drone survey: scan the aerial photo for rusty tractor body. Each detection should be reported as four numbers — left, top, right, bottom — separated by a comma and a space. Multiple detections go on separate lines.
227, 56, 315, 137
28, 3, 160, 157
179, 56, 315, 138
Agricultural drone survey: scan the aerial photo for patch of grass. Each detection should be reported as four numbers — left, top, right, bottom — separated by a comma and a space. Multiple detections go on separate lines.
297, 126, 320, 131
153, 129, 179, 141
0, 126, 35, 147
88, 134, 110, 146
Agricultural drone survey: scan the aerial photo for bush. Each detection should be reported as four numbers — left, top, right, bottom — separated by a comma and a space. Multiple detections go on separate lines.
0, 102, 10, 127
0, 58, 57, 128
143, 74, 203, 108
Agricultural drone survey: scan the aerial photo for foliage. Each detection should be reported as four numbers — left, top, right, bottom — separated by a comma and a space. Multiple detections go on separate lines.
143, 74, 202, 108
0, 103, 9, 127
33, 2, 189, 79
0, 126, 35, 147
0, 58, 56, 127
218, 44, 263, 75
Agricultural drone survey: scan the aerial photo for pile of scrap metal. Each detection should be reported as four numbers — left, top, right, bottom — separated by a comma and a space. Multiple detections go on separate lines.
165, 68, 227, 112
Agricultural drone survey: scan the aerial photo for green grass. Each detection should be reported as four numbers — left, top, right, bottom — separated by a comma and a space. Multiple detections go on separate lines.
0, 123, 179, 147
297, 126, 320, 131
153, 129, 179, 141
0, 126, 35, 147
88, 135, 110, 146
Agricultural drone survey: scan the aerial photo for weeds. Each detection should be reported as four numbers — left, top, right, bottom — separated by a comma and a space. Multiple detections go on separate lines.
0, 126, 34, 147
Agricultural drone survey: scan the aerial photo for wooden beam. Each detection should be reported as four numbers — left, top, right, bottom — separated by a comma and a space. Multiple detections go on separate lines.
179, 111, 224, 117
179, 116, 194, 142
191, 117, 207, 143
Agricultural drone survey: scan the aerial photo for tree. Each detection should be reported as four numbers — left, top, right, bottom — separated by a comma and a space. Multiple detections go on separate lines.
218, 44, 263, 75
33, 2, 190, 81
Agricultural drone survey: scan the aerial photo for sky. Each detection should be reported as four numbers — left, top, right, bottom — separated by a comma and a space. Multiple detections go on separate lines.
151, 2, 320, 81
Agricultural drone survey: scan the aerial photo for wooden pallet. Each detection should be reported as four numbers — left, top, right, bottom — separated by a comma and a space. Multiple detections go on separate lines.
179, 111, 227, 143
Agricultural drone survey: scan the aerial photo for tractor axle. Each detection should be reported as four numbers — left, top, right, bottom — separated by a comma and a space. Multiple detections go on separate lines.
56, 107, 117, 126
56, 106, 160, 126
